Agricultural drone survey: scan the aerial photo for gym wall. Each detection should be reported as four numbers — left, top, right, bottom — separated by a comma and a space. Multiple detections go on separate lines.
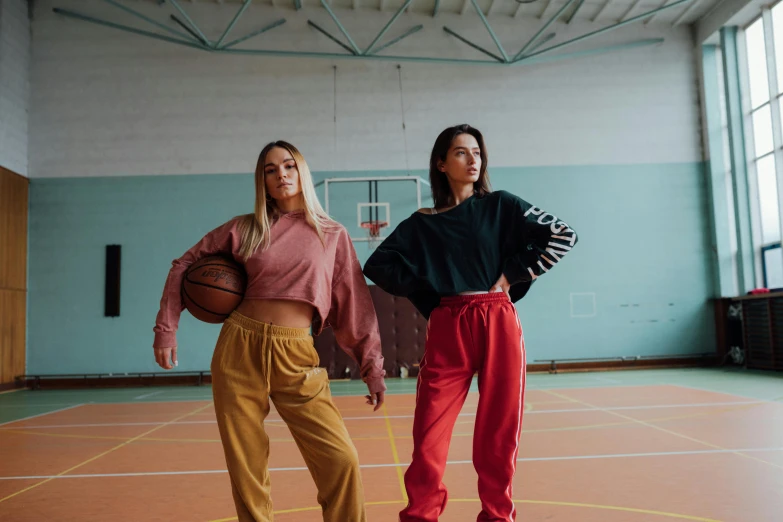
0, 0, 30, 386
0, 0, 29, 178
25, 0, 714, 375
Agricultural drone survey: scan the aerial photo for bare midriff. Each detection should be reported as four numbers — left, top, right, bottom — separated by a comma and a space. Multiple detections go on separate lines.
235, 298, 315, 329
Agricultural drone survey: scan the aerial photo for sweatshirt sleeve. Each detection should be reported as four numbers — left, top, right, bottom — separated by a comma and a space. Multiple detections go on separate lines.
152, 218, 241, 349
501, 192, 578, 285
328, 231, 387, 394
362, 218, 421, 297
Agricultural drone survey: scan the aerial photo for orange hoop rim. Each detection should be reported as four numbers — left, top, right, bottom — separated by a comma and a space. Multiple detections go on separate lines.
360, 221, 388, 237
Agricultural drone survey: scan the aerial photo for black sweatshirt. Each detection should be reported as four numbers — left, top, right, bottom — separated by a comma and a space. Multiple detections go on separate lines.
362, 190, 578, 319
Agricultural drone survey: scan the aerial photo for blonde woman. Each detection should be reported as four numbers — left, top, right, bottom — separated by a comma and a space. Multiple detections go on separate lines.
152, 141, 386, 522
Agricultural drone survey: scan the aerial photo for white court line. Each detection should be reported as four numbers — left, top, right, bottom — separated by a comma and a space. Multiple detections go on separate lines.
2, 447, 781, 480
0, 404, 89, 408
518, 447, 783, 462
29, 383, 701, 404
0, 420, 218, 429
530, 400, 763, 414
134, 391, 165, 400
666, 383, 783, 404
156, 383, 630, 400
591, 376, 622, 384
0, 400, 763, 430
0, 404, 86, 428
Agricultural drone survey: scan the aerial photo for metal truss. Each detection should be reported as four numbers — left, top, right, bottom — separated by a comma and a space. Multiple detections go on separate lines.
52, 0, 693, 66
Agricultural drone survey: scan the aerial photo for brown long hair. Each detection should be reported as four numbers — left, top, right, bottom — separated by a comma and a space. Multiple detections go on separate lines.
236, 141, 333, 260
429, 124, 492, 209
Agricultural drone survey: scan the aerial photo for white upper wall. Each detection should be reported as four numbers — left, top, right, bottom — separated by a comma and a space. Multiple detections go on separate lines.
29, 0, 702, 178
0, 0, 30, 177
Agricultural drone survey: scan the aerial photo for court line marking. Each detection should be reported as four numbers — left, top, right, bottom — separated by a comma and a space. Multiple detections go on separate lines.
450, 399, 777, 433
6, 378, 773, 398
4, 381, 761, 406
666, 383, 783, 404
0, 420, 283, 430
134, 390, 165, 400
3, 447, 781, 480
544, 389, 783, 471
1, 400, 771, 444
0, 400, 765, 430
135, 382, 700, 401
0, 429, 228, 443
207, 498, 723, 521
2, 400, 769, 445
381, 402, 407, 502
0, 402, 213, 504
0, 404, 86, 427
0, 403, 90, 409
0, 388, 23, 395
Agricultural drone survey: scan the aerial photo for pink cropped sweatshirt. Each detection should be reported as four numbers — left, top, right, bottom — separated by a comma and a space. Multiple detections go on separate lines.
152, 209, 387, 393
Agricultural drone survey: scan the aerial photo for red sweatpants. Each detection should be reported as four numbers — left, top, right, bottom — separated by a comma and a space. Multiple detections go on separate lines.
399, 292, 526, 522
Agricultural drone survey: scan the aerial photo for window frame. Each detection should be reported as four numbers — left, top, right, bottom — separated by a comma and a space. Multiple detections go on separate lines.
741, 4, 783, 289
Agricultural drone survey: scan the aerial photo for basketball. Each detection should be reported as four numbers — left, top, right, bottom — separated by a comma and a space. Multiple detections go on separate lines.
182, 255, 247, 324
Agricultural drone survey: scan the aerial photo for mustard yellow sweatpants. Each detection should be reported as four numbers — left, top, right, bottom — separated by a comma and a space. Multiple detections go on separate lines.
210, 311, 366, 522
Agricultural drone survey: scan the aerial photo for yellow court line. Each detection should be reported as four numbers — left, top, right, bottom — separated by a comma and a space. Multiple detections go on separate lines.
139, 397, 783, 444
0, 429, 136, 442
207, 498, 722, 522
0, 402, 213, 504
448, 499, 723, 522
0, 388, 24, 395
10, 400, 764, 446
0, 429, 222, 444
543, 390, 783, 471
381, 403, 408, 502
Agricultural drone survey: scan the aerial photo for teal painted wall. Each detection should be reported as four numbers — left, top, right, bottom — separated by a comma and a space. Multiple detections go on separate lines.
27, 162, 716, 374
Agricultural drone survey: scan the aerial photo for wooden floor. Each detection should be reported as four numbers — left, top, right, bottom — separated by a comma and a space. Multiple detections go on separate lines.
1, 368, 782, 522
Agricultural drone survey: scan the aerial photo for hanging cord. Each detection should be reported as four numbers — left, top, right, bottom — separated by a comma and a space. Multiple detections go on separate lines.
397, 64, 410, 174
333, 65, 338, 168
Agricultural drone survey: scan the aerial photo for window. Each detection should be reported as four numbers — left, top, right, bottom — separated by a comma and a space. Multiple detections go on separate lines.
757, 155, 780, 244
746, 18, 769, 109
743, 8, 783, 288
752, 104, 774, 157
763, 245, 783, 288
773, 3, 783, 94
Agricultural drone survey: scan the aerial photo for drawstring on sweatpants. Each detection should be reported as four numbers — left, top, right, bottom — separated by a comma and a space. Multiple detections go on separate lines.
441, 292, 510, 322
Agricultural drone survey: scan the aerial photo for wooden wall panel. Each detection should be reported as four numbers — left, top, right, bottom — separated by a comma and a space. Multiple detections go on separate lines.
0, 290, 26, 383
0, 166, 28, 289
0, 166, 28, 384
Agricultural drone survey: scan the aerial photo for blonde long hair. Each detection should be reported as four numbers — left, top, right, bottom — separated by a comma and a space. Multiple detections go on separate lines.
236, 141, 334, 260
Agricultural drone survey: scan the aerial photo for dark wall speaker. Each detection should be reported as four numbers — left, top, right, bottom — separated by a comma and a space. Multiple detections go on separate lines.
105, 245, 121, 317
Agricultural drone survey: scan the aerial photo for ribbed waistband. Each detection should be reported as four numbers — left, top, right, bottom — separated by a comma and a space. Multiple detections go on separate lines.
226, 311, 312, 339
440, 292, 510, 306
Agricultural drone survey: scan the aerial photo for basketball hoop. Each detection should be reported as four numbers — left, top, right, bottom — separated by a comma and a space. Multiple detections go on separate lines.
360, 221, 388, 250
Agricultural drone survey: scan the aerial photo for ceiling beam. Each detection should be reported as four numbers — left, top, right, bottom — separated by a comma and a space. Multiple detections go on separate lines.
565, 0, 585, 24
51, 5, 671, 67
515, 0, 578, 59
538, 0, 555, 19
590, 0, 612, 22
672, 0, 702, 25
697, 0, 758, 43
619, 0, 643, 21
487, 0, 499, 16
644, 0, 670, 25
516, 0, 689, 62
